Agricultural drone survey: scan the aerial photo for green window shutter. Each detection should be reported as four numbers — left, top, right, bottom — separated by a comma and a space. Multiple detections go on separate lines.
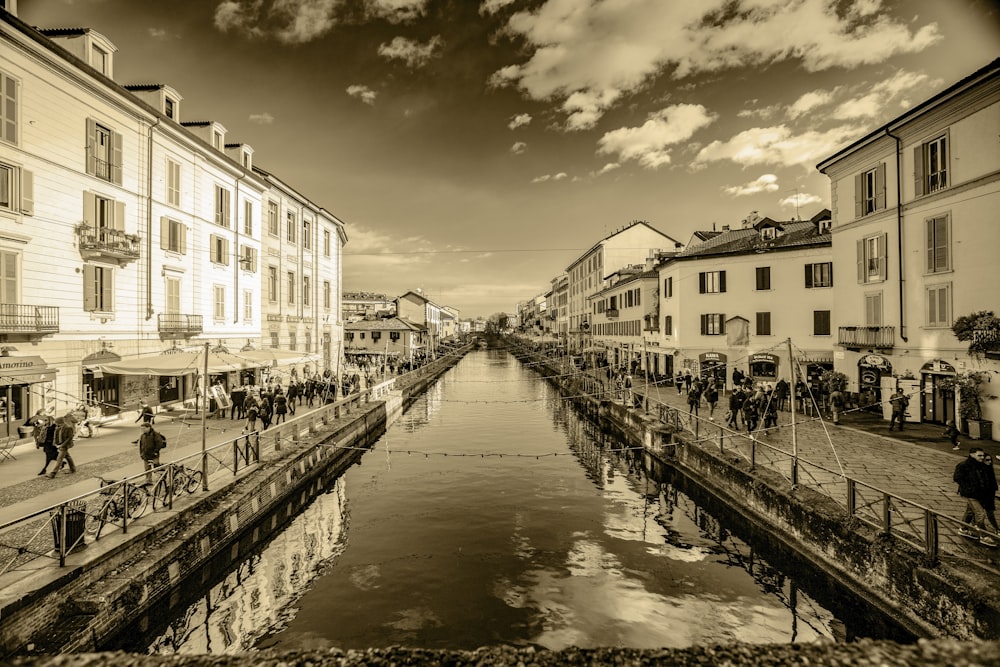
698, 272, 706, 294
223, 237, 230, 266
878, 232, 888, 281
160, 217, 169, 250
720, 314, 726, 335
180, 224, 187, 254
827, 262, 833, 286
854, 172, 863, 218
805, 264, 813, 288
83, 264, 96, 311
719, 271, 726, 293
875, 163, 886, 210
113, 200, 125, 231
856, 239, 864, 283
111, 131, 123, 185
103, 268, 114, 312
913, 145, 924, 197
700, 314, 707, 335
83, 191, 96, 226
85, 118, 98, 176
20, 169, 33, 215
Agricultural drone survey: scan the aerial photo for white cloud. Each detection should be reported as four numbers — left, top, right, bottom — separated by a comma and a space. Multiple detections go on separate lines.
508, 113, 532, 130
597, 104, 716, 168
249, 112, 275, 124
695, 124, 857, 168
148, 27, 169, 39
832, 70, 935, 119
786, 89, 836, 119
377, 35, 442, 68
214, 0, 339, 43
510, 141, 527, 154
346, 84, 378, 105
832, 93, 881, 119
596, 162, 620, 175
724, 173, 779, 197
531, 173, 568, 183
492, 1, 940, 127
738, 104, 780, 120
779, 192, 823, 210
480, 0, 516, 15
365, 0, 427, 23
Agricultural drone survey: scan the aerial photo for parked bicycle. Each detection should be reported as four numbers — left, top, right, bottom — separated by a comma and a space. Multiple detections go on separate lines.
71, 403, 102, 438
85, 476, 149, 538
150, 463, 204, 510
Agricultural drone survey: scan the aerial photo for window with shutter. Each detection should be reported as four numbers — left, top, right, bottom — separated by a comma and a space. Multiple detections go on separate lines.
214, 186, 231, 227
165, 277, 180, 314
214, 285, 225, 320
915, 134, 948, 196
926, 283, 952, 327
83, 265, 113, 312
865, 292, 882, 326
664, 315, 672, 335
925, 215, 950, 273
0, 251, 18, 303
0, 72, 17, 145
700, 271, 725, 293
755, 267, 770, 291
813, 310, 831, 336
267, 201, 279, 236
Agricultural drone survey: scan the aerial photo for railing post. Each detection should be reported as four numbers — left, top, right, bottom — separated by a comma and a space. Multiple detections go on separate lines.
846, 478, 856, 516
55, 503, 67, 567
232, 440, 239, 476
274, 428, 281, 452
882, 492, 891, 534
925, 510, 939, 560
718, 425, 724, 453
750, 436, 756, 470
121, 481, 129, 534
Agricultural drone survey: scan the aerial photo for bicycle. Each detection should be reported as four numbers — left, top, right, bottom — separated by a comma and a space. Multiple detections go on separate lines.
150, 463, 203, 510
85, 477, 149, 538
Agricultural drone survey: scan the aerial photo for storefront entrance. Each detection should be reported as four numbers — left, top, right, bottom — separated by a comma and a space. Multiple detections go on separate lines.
749, 352, 779, 385
920, 360, 956, 425
699, 352, 727, 390
857, 354, 892, 412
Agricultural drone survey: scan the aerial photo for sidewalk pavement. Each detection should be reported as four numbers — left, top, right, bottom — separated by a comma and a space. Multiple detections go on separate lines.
627, 378, 1000, 573
0, 401, 324, 526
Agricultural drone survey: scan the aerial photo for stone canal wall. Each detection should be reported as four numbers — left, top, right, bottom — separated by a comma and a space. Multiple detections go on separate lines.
509, 344, 1000, 641
1, 348, 469, 658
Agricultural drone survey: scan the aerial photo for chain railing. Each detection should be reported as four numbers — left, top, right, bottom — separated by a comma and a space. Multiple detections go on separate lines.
507, 341, 996, 564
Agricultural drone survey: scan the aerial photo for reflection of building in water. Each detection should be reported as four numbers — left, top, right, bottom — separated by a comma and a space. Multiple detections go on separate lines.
147, 480, 349, 655
655, 482, 842, 642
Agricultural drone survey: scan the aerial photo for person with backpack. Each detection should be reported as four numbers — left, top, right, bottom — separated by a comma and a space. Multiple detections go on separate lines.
25, 410, 57, 476
705, 383, 719, 421
888, 388, 910, 431
137, 421, 166, 485
829, 388, 845, 425
47, 414, 78, 478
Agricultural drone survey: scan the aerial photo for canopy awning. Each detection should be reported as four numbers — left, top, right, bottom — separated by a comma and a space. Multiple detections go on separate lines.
93, 349, 251, 375
237, 349, 319, 366
0, 355, 57, 386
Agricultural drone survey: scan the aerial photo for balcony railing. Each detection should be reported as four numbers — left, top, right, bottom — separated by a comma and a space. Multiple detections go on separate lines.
77, 226, 141, 263
838, 325, 895, 349
157, 314, 203, 336
0, 304, 60, 334
605, 309, 619, 319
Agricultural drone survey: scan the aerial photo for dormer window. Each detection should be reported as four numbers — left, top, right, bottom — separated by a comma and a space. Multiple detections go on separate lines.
242, 150, 251, 168
214, 131, 223, 149
761, 227, 776, 241
818, 219, 832, 234
164, 97, 175, 120
91, 44, 108, 75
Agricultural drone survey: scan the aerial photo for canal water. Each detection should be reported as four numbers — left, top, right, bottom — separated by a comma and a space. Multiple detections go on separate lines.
119, 349, 914, 654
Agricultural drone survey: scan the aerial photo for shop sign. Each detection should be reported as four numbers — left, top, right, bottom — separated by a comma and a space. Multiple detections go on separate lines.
699, 352, 727, 363
0, 356, 57, 386
749, 352, 779, 365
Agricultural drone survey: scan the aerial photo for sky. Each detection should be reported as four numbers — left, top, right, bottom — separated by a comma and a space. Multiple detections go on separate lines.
19, 0, 1000, 319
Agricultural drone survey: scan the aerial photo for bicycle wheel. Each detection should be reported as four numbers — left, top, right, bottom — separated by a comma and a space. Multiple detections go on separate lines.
184, 469, 203, 494
171, 470, 189, 500
126, 486, 149, 519
86, 499, 114, 539
151, 478, 171, 510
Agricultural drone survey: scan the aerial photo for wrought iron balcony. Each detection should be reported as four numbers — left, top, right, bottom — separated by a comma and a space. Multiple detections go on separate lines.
77, 225, 141, 264
157, 313, 203, 336
838, 325, 895, 350
0, 304, 60, 334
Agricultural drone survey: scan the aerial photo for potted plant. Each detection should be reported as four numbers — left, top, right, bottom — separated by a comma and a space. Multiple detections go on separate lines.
953, 310, 1000, 359
941, 371, 996, 440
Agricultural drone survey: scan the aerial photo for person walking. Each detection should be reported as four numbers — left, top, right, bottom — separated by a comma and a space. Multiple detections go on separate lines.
774, 378, 789, 411
674, 372, 684, 395
954, 448, 998, 546
687, 382, 702, 418
945, 419, 961, 451
888, 388, 909, 431
46, 414, 77, 478
743, 397, 759, 434
137, 422, 166, 485
243, 392, 260, 433
829, 387, 845, 425
273, 389, 288, 424
286, 382, 298, 415
727, 389, 743, 430
705, 383, 719, 421
26, 410, 57, 476
132, 401, 154, 444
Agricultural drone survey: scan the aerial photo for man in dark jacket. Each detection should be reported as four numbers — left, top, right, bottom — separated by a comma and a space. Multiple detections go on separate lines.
137, 422, 166, 485
46, 415, 77, 478
954, 448, 998, 546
